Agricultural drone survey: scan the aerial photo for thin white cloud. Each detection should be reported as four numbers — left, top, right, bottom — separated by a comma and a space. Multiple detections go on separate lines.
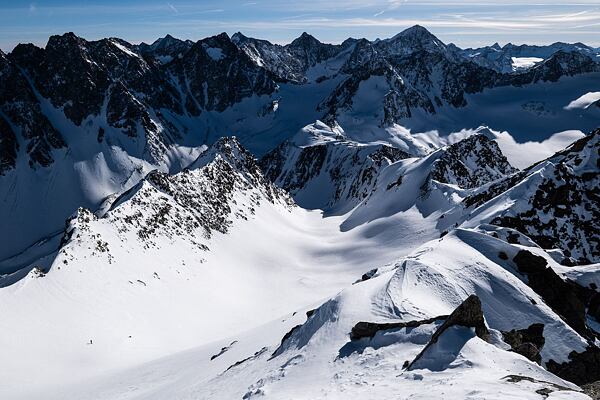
167, 3, 178, 14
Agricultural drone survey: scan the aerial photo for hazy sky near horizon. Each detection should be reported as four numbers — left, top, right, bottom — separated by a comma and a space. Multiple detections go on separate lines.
1, 0, 600, 51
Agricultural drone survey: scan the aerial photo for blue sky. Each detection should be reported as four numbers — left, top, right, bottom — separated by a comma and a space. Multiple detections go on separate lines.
1, 1, 600, 51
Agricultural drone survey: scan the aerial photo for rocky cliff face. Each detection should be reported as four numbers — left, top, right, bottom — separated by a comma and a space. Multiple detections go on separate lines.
429, 134, 517, 189
0, 49, 65, 169
465, 129, 600, 264
260, 122, 410, 211
167, 33, 280, 115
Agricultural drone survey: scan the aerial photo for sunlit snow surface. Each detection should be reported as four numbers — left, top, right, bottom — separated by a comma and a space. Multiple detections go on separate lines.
0, 44, 599, 399
1, 128, 597, 399
565, 92, 600, 110
511, 56, 544, 70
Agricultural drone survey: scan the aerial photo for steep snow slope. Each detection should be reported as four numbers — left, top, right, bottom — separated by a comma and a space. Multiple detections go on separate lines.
26, 228, 596, 400
1, 27, 599, 262
0, 138, 442, 397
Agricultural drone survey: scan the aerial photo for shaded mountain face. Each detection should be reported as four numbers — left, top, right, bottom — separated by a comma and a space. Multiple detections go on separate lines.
167, 33, 280, 115
0, 25, 598, 270
0, 49, 65, 169
1, 26, 598, 178
136, 34, 194, 64
2, 31, 280, 169
455, 41, 600, 73
320, 39, 600, 127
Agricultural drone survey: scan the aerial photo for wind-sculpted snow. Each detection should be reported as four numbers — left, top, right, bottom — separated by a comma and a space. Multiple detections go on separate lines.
1, 26, 600, 400
126, 228, 594, 399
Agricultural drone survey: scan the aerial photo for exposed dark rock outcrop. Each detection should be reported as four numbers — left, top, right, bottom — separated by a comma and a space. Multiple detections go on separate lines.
512, 250, 596, 339
429, 134, 517, 189
407, 295, 489, 370
547, 346, 600, 386
0, 49, 65, 169
260, 130, 410, 211
502, 375, 573, 398
465, 130, 600, 264
502, 323, 545, 364
350, 315, 448, 341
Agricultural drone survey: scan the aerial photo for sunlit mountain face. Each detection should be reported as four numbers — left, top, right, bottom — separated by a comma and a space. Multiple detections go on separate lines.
1, 21, 599, 400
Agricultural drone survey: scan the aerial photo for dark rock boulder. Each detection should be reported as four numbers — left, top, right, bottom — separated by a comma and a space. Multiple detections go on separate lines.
407, 295, 489, 370
502, 323, 545, 364
350, 315, 448, 341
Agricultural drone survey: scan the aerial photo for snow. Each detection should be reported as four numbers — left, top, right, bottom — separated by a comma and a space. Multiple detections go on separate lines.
156, 55, 173, 64
205, 47, 225, 61
1, 32, 599, 399
111, 41, 141, 59
511, 56, 544, 70
565, 92, 600, 110
487, 128, 585, 169
3, 124, 595, 399
14, 228, 590, 400
0, 150, 440, 397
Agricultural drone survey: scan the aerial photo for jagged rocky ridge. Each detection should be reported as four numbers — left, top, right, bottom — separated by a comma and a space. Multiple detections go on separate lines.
1, 26, 598, 176
261, 127, 517, 216
66, 136, 292, 253
464, 129, 600, 264
260, 121, 411, 211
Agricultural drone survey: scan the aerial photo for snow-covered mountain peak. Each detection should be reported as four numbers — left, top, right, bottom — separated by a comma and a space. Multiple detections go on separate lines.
383, 25, 448, 55
137, 34, 193, 63
231, 31, 249, 44
260, 122, 411, 212
429, 134, 518, 189
72, 136, 291, 253
390, 24, 439, 42
2, 28, 600, 400
289, 32, 322, 48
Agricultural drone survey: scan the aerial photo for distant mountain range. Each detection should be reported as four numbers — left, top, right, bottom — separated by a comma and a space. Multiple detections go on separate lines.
1, 26, 599, 400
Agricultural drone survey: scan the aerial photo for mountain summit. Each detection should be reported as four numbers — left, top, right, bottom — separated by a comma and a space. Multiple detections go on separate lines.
0, 27, 599, 400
